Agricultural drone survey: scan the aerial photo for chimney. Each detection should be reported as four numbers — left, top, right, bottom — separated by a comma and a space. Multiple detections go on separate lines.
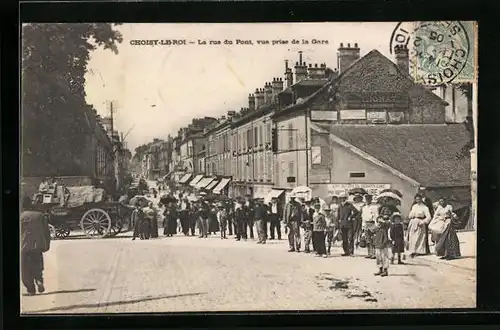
255, 88, 265, 108
394, 44, 409, 73
285, 60, 294, 88
248, 93, 256, 111
264, 82, 273, 104
227, 110, 236, 118
307, 63, 327, 79
272, 77, 283, 103
294, 51, 308, 82
338, 42, 360, 73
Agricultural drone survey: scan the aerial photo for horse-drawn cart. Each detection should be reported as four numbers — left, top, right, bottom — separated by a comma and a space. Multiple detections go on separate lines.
33, 185, 130, 239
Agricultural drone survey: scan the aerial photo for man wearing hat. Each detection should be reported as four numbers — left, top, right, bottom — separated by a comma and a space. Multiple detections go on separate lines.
324, 205, 338, 255
216, 203, 228, 239
268, 197, 283, 240
337, 192, 360, 256
283, 195, 302, 252
254, 198, 268, 244
361, 194, 379, 259
243, 195, 255, 240
234, 197, 246, 241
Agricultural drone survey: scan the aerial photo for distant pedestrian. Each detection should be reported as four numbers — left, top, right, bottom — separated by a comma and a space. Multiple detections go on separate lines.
338, 193, 360, 256
131, 203, 145, 240
284, 196, 302, 252
324, 206, 338, 255
361, 194, 378, 259
254, 198, 267, 244
302, 205, 313, 253
374, 215, 392, 277
268, 197, 283, 240
312, 202, 327, 257
199, 203, 210, 238
217, 203, 228, 239
407, 194, 432, 258
21, 196, 51, 295
234, 199, 246, 241
243, 195, 255, 239
390, 213, 405, 264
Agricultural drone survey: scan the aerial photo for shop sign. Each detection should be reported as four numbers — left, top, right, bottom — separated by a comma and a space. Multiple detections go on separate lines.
340, 109, 366, 120
327, 183, 391, 197
311, 110, 338, 121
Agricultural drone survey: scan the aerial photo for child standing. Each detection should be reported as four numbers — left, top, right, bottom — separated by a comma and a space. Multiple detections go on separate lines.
390, 213, 406, 264
373, 215, 392, 277
302, 212, 313, 253
217, 203, 228, 240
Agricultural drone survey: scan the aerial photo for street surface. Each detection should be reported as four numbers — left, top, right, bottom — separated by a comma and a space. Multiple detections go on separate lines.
21, 227, 476, 313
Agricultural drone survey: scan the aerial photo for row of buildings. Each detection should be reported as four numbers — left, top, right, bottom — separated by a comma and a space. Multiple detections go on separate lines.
141, 43, 474, 228
22, 105, 132, 198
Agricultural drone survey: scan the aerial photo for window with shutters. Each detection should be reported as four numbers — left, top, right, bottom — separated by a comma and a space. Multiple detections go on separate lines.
254, 127, 258, 146
259, 125, 263, 146
266, 123, 271, 144
259, 153, 264, 179
288, 123, 294, 150
288, 161, 294, 177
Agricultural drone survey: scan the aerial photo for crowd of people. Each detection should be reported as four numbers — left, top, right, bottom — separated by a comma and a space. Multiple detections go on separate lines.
121, 182, 463, 278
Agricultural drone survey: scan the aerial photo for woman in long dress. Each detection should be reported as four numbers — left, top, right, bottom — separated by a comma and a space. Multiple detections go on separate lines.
407, 194, 432, 258
430, 197, 461, 260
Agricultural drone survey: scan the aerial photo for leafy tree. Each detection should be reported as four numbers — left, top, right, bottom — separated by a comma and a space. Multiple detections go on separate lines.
22, 23, 123, 177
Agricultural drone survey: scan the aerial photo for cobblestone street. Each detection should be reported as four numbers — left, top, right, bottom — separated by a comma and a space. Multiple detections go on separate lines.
21, 228, 476, 313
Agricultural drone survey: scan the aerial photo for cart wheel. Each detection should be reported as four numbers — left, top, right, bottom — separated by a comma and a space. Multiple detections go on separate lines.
107, 220, 123, 237
55, 225, 71, 239
81, 208, 112, 239
49, 224, 56, 239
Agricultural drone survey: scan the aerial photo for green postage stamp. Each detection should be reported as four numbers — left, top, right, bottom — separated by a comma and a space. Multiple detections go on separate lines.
390, 21, 477, 86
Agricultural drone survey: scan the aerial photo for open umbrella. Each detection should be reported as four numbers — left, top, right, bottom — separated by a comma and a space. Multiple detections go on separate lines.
380, 188, 403, 198
129, 195, 150, 207
159, 195, 177, 206
348, 187, 368, 196
291, 186, 312, 201
376, 192, 402, 206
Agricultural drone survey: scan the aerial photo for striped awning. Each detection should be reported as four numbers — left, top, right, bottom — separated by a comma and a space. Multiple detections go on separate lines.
195, 177, 215, 189
205, 180, 219, 191
178, 173, 192, 184
189, 174, 204, 187
213, 178, 231, 194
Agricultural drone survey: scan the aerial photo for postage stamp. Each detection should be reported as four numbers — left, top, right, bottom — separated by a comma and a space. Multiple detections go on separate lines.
390, 21, 477, 86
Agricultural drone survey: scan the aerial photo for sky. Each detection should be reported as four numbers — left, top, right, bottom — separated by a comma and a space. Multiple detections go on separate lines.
84, 22, 400, 151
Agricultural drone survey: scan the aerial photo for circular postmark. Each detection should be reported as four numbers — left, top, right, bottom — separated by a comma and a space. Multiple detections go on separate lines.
390, 21, 470, 86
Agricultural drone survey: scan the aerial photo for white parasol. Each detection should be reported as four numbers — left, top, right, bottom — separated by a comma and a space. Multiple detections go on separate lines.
291, 186, 312, 201
376, 191, 402, 202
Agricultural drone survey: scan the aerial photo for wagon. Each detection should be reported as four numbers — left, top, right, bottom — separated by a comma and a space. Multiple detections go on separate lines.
33, 186, 131, 240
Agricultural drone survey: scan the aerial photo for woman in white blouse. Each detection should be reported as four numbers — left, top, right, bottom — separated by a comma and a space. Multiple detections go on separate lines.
407, 194, 432, 258
430, 197, 461, 259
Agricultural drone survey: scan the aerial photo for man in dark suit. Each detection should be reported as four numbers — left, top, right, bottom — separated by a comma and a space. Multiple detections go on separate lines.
243, 195, 255, 239
337, 193, 360, 256
268, 197, 284, 240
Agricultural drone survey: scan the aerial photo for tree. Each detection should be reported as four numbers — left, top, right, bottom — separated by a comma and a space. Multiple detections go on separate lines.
456, 82, 474, 158
22, 23, 123, 177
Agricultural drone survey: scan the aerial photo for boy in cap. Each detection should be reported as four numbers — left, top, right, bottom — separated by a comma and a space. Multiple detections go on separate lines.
302, 204, 313, 253
324, 205, 338, 255
217, 203, 228, 239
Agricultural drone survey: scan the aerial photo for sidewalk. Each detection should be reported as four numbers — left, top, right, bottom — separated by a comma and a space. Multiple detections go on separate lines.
417, 231, 476, 271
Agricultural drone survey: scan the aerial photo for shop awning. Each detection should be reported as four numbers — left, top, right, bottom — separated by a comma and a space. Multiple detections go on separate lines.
178, 173, 192, 184
266, 189, 285, 200
189, 174, 204, 187
213, 178, 231, 194
205, 180, 219, 191
254, 189, 272, 200
195, 177, 215, 189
